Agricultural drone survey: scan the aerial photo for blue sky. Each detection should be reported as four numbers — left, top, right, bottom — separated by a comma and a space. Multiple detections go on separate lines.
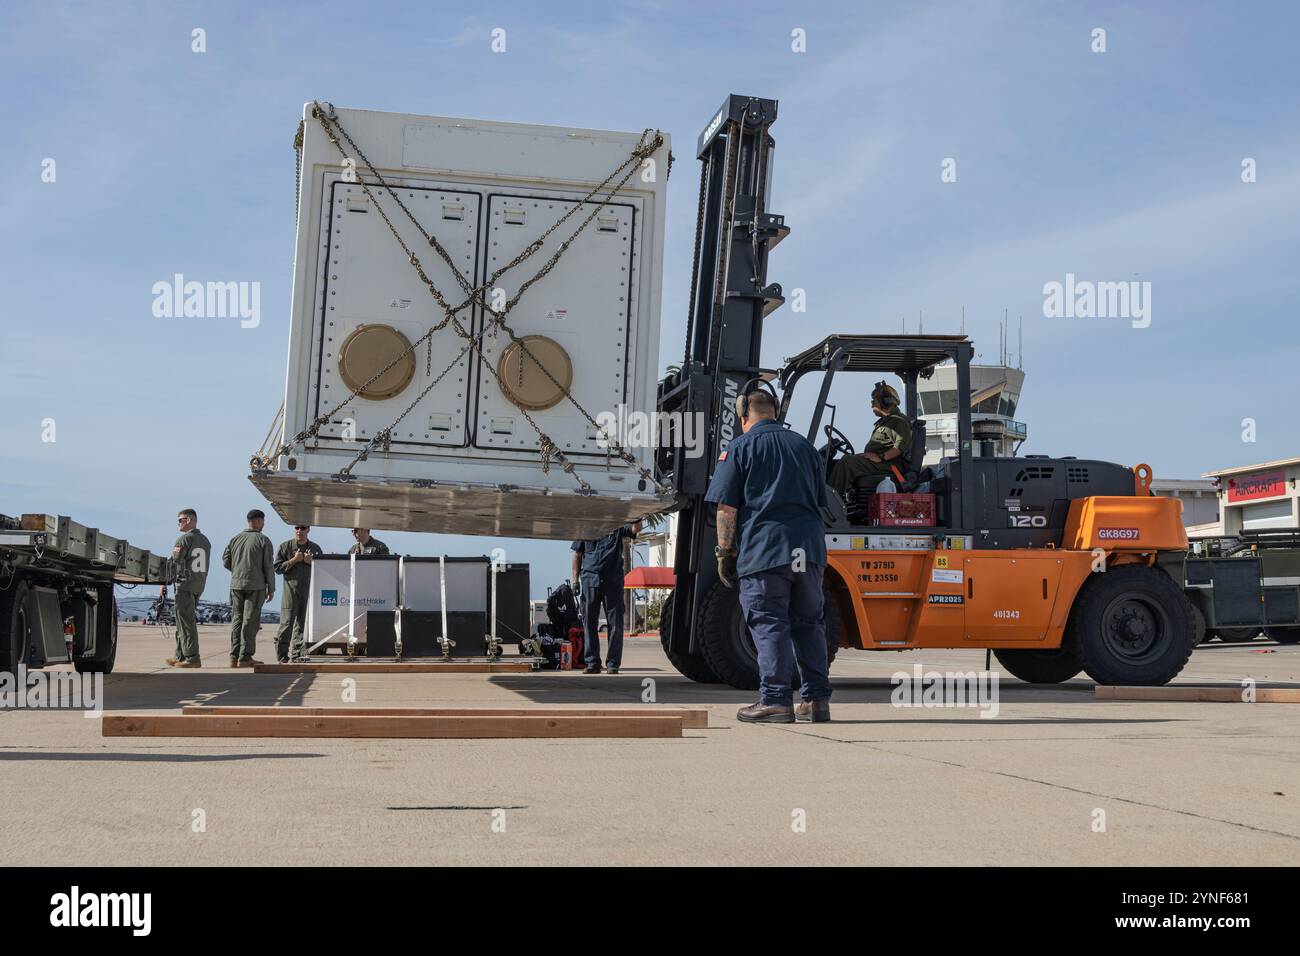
2, 1, 1297, 599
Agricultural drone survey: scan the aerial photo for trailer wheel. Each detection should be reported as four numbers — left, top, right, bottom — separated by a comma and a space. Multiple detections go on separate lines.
1263, 626, 1300, 645
1212, 626, 1259, 643
74, 591, 117, 675
1189, 603, 1208, 645
658, 592, 721, 684
2, 580, 35, 673
993, 645, 1083, 684
698, 581, 842, 692
1071, 565, 1195, 685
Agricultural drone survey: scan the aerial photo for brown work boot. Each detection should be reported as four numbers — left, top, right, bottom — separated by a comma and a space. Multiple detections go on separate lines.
795, 700, 831, 723
737, 702, 796, 724
240, 658, 263, 667
164, 658, 180, 666
175, 659, 202, 669
229, 658, 240, 668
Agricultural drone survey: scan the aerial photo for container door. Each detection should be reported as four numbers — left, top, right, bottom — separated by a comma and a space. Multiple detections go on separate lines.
471, 192, 641, 456
311, 181, 481, 450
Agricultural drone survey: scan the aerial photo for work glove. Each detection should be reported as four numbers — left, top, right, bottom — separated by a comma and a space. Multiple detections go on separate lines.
715, 546, 738, 588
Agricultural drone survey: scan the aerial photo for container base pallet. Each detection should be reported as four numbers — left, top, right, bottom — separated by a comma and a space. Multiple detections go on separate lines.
181, 705, 709, 729
104, 711, 685, 739
251, 660, 536, 674
1096, 685, 1300, 703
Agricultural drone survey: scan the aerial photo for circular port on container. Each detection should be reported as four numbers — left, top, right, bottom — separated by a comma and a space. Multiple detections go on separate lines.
337, 324, 416, 400
496, 335, 573, 411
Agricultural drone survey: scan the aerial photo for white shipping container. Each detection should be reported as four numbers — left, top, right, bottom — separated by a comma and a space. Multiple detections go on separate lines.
251, 102, 673, 540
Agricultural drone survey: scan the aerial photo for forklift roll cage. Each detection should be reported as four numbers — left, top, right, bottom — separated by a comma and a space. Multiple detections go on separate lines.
777, 333, 975, 530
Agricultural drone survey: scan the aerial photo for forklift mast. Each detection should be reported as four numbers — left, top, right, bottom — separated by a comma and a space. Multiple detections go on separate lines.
657, 94, 789, 659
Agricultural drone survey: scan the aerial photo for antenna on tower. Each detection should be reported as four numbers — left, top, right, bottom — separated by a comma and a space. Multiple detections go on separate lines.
1018, 315, 1023, 370
919, 309, 923, 334
1002, 308, 1008, 366
960, 306, 966, 334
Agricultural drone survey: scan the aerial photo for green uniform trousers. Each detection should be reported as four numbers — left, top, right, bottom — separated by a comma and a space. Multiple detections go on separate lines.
229, 588, 263, 662
829, 453, 896, 495
275, 583, 309, 661
174, 589, 200, 662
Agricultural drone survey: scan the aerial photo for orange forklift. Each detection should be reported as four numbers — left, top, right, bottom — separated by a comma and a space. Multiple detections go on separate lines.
656, 95, 1195, 689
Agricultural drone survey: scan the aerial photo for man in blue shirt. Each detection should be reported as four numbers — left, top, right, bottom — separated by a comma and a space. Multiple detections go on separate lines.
704, 388, 833, 723
570, 521, 642, 674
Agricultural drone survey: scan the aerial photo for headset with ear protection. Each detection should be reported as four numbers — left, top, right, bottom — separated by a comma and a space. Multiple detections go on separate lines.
871, 379, 901, 410
735, 377, 780, 421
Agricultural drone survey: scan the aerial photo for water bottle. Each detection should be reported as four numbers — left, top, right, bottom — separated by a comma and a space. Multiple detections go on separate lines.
878, 475, 897, 494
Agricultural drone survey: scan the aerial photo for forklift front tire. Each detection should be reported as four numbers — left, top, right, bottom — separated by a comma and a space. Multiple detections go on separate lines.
658, 592, 721, 684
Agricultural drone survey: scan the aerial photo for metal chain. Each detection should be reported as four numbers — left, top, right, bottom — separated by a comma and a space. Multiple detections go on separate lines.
293, 120, 304, 218
337, 340, 474, 476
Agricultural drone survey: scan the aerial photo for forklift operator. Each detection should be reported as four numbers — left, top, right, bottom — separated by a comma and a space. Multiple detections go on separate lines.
705, 388, 833, 724
827, 381, 911, 495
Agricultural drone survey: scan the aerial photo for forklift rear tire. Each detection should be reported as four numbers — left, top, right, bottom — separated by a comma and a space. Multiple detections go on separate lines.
697, 581, 842, 692
658, 592, 721, 684
1263, 626, 1300, 645
1071, 565, 1196, 685
993, 645, 1082, 684
1213, 626, 1260, 643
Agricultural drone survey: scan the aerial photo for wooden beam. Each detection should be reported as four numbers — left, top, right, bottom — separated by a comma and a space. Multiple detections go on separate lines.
251, 661, 535, 674
103, 713, 683, 739
181, 705, 709, 729
1096, 685, 1300, 703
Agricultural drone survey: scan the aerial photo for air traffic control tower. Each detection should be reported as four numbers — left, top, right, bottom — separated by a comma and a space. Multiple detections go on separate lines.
916, 361, 1027, 466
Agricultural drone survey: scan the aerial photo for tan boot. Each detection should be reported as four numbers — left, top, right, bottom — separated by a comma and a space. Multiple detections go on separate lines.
164, 658, 179, 666
175, 659, 202, 669
794, 700, 831, 723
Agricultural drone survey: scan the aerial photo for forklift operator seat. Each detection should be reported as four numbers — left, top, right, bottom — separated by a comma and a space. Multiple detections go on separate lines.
851, 415, 928, 496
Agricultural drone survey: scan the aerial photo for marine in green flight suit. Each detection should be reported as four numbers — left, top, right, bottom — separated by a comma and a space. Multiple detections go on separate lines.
348, 528, 390, 556
166, 508, 210, 667
828, 381, 913, 495
222, 509, 275, 666
274, 525, 323, 662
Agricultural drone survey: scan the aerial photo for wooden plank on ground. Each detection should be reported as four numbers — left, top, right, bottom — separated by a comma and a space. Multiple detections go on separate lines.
103, 713, 683, 739
181, 705, 708, 729
1096, 685, 1300, 703
251, 661, 534, 674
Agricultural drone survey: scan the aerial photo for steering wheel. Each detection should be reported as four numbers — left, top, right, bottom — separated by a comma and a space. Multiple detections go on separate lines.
823, 424, 855, 463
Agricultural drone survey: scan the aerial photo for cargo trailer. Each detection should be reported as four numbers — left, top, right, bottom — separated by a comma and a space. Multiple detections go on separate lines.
1, 513, 173, 674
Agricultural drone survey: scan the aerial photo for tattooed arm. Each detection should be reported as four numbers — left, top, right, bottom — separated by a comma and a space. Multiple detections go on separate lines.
716, 504, 738, 551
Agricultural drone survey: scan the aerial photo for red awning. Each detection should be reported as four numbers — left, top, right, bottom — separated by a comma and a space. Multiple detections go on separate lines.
623, 567, 675, 589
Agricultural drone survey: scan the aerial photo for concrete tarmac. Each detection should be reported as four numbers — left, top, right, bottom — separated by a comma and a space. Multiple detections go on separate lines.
1, 624, 1297, 865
